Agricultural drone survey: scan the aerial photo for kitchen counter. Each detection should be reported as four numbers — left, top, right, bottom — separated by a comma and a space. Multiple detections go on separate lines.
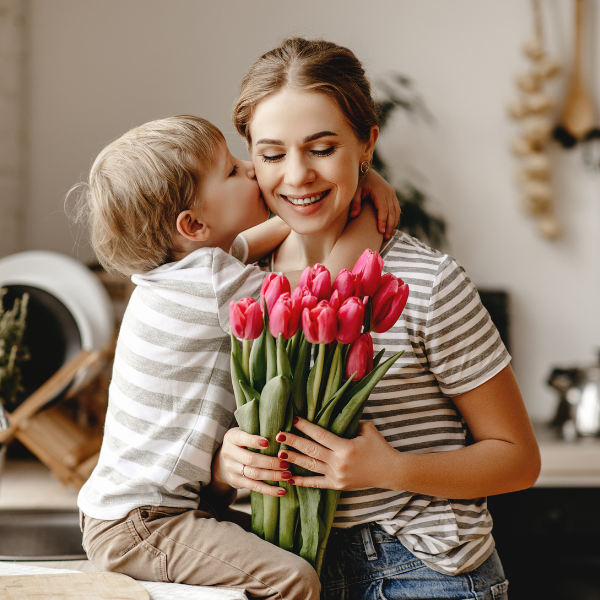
533, 421, 600, 487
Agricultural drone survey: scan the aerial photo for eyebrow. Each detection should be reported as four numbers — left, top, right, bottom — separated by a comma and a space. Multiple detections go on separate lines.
255, 131, 338, 146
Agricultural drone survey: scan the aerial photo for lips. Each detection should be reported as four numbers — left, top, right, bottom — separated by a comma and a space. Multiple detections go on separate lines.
281, 190, 330, 206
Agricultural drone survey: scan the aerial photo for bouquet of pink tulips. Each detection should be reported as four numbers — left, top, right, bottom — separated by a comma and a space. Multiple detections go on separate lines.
229, 249, 409, 577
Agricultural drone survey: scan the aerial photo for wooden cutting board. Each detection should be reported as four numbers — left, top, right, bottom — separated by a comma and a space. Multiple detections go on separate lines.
0, 572, 149, 599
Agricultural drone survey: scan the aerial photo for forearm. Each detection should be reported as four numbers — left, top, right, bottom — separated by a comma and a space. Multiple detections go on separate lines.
242, 216, 291, 264
384, 438, 540, 499
323, 201, 383, 277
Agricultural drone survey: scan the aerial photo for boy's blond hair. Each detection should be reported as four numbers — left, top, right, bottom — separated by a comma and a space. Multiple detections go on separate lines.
74, 115, 224, 275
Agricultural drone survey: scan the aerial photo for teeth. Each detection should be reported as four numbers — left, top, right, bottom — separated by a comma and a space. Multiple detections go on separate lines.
285, 192, 325, 206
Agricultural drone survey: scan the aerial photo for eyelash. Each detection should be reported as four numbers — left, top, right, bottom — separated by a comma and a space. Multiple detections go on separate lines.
260, 146, 336, 163
229, 164, 238, 176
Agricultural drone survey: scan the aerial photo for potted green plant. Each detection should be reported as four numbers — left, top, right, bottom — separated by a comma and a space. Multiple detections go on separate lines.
0, 289, 29, 480
373, 74, 446, 249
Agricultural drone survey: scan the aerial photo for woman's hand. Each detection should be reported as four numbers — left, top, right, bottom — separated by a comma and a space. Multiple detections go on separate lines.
350, 169, 400, 240
275, 417, 398, 490
218, 427, 294, 497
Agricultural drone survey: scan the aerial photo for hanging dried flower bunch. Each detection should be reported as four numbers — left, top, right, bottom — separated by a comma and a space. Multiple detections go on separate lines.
0, 289, 30, 410
508, 0, 562, 239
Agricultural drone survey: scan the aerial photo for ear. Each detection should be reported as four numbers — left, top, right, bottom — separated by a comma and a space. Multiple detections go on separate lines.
361, 126, 379, 163
176, 209, 211, 242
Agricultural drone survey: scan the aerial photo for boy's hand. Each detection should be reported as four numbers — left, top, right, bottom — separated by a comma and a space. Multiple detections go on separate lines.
349, 169, 400, 240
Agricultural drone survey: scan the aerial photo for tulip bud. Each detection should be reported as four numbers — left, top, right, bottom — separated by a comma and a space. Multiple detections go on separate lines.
371, 274, 409, 334
332, 269, 358, 302
229, 297, 264, 340
269, 293, 301, 339
345, 332, 374, 380
260, 273, 291, 314
352, 249, 384, 297
298, 264, 331, 302
336, 297, 365, 344
329, 289, 343, 311
291, 286, 318, 312
302, 300, 337, 345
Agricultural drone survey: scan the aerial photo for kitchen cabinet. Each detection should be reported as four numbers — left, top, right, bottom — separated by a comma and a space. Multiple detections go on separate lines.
488, 423, 600, 600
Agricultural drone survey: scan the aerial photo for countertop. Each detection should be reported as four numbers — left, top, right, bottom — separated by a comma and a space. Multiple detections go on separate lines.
533, 421, 600, 487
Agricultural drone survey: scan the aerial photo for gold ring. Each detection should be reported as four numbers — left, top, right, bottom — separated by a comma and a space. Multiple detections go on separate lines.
241, 464, 247, 478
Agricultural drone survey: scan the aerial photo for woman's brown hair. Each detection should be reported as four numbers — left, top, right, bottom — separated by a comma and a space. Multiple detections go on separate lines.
233, 37, 378, 146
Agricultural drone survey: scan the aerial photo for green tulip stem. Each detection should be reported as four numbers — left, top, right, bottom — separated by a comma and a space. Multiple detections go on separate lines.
242, 339, 251, 381
308, 343, 326, 422
323, 341, 342, 403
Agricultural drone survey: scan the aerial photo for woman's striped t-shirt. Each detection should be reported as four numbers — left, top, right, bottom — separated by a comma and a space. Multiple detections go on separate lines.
264, 231, 510, 576
331, 232, 511, 575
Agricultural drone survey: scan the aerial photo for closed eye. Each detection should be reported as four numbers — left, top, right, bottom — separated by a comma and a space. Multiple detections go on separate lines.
261, 154, 285, 163
311, 146, 335, 157
229, 164, 238, 177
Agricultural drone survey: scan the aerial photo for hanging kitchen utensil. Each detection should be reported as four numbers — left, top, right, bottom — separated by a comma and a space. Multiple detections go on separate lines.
553, 0, 598, 148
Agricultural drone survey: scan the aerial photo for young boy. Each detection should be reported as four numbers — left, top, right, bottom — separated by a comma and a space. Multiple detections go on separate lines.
76, 115, 392, 599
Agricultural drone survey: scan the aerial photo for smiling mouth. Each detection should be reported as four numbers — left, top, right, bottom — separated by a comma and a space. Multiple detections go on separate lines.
281, 190, 330, 206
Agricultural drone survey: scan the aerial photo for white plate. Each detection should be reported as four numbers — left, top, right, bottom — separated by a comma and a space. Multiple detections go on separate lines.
0, 251, 114, 352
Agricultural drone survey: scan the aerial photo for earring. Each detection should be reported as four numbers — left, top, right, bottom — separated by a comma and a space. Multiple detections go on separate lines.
360, 160, 370, 174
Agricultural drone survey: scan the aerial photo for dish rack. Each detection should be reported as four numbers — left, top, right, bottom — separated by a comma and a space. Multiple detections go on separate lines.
0, 342, 114, 488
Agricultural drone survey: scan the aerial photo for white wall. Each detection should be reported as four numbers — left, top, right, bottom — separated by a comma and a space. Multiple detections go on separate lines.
0, 0, 25, 257
20, 0, 600, 421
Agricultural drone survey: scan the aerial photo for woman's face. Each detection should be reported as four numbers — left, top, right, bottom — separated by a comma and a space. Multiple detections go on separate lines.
249, 88, 377, 237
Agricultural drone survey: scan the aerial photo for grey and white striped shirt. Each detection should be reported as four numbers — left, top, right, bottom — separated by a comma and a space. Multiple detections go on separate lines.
332, 232, 511, 576
77, 241, 265, 520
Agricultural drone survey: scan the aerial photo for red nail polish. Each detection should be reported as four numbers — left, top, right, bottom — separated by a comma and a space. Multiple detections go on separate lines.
259, 439, 268, 448
277, 489, 286, 496
288, 479, 295, 485
280, 460, 289, 469
282, 472, 292, 480
293, 416, 299, 425
279, 452, 288, 460
276, 433, 286, 442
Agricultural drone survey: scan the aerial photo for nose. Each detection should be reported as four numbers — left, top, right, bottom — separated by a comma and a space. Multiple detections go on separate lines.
284, 151, 315, 188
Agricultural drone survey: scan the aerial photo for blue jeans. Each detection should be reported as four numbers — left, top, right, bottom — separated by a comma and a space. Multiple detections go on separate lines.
321, 524, 509, 599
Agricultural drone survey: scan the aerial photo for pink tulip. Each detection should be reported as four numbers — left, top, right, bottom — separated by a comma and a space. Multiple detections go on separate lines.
352, 249, 384, 297
336, 297, 365, 344
302, 300, 337, 345
298, 264, 331, 302
260, 273, 291, 314
371, 274, 409, 334
345, 332, 374, 380
291, 286, 318, 312
329, 289, 343, 311
332, 269, 358, 302
269, 293, 301, 339
229, 298, 264, 340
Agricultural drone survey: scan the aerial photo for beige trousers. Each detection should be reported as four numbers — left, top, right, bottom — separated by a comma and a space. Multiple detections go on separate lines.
80, 502, 320, 600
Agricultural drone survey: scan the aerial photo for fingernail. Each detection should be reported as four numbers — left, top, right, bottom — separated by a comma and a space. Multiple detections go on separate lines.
293, 416, 299, 425
279, 452, 288, 460
288, 479, 295, 485
276, 433, 286, 442
277, 489, 286, 496
282, 471, 292, 480
280, 460, 289, 469
259, 439, 269, 448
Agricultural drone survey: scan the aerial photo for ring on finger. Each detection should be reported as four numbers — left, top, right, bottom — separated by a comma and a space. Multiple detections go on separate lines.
241, 464, 247, 478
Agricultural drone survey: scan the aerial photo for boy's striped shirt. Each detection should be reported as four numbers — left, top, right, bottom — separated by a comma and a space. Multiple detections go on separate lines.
77, 244, 264, 520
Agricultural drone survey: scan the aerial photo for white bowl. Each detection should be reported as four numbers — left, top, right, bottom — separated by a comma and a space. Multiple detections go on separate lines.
0, 251, 114, 352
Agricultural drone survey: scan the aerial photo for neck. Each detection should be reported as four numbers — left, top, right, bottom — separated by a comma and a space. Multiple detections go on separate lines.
275, 209, 349, 271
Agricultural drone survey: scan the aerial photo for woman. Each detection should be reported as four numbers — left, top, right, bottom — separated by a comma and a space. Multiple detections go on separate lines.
217, 38, 540, 599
